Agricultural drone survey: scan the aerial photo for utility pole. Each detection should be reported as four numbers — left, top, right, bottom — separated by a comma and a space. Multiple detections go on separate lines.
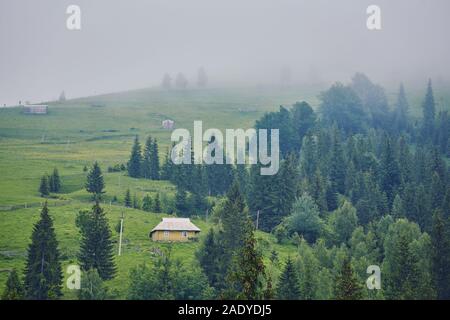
118, 211, 124, 256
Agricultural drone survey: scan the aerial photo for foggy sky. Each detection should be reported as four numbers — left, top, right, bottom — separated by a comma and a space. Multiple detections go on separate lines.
1, 0, 449, 105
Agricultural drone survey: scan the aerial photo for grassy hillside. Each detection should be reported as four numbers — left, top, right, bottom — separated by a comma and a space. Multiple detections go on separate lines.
1, 84, 448, 298
0, 86, 310, 298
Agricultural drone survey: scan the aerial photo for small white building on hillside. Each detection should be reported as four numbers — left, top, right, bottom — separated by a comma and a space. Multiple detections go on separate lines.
23, 105, 48, 114
162, 119, 175, 129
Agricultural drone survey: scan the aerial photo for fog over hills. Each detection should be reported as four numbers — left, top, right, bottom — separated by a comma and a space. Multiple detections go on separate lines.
1, 0, 449, 105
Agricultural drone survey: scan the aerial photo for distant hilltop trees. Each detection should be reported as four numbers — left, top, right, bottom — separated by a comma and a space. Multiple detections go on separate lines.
161, 67, 208, 90
197, 67, 208, 88
175, 73, 188, 90
59, 91, 66, 102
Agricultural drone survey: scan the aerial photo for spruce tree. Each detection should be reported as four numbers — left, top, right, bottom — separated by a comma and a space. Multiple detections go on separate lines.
85, 162, 105, 200
223, 215, 265, 299
78, 201, 116, 280
39, 175, 50, 197
2, 270, 24, 300
379, 134, 401, 207
391, 194, 405, 218
333, 257, 362, 300
221, 181, 249, 256
328, 128, 346, 210
393, 84, 409, 132
276, 256, 301, 299
197, 228, 225, 289
264, 275, 275, 300
78, 269, 109, 300
50, 168, 61, 193
421, 79, 436, 141
142, 136, 153, 179
127, 135, 142, 178
153, 193, 162, 213
142, 194, 153, 212
431, 210, 450, 299
161, 145, 175, 181
175, 186, 189, 216
124, 189, 132, 208
24, 202, 63, 299
151, 138, 160, 180
132, 193, 140, 209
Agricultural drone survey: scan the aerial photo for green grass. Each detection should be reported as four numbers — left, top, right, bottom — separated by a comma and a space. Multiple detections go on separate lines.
0, 84, 448, 298
0, 86, 309, 298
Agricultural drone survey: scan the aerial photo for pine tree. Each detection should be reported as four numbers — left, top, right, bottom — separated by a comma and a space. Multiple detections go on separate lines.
175, 186, 189, 216
142, 194, 153, 212
151, 138, 160, 180
247, 155, 298, 232
85, 162, 105, 200
161, 73, 172, 90
328, 128, 346, 210
197, 67, 208, 88
49, 168, 61, 193
435, 111, 449, 156
291, 101, 316, 151
391, 194, 405, 218
132, 193, 140, 209
223, 216, 265, 299
153, 193, 162, 213
431, 210, 450, 299
142, 136, 153, 179
124, 189, 132, 208
333, 257, 362, 300
78, 269, 109, 300
59, 90, 66, 102
2, 270, 24, 300
127, 135, 142, 178
398, 136, 412, 184
264, 275, 275, 300
78, 201, 116, 280
309, 169, 328, 213
421, 79, 436, 141
379, 134, 401, 207
24, 202, 63, 299
393, 83, 409, 132
197, 228, 225, 290
276, 256, 301, 299
39, 175, 50, 197
221, 181, 249, 256
161, 145, 175, 181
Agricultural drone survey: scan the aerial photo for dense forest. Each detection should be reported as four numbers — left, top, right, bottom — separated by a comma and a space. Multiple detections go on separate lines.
3, 73, 449, 300
163, 74, 450, 300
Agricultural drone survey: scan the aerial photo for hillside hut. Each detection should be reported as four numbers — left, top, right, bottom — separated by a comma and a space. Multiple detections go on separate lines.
150, 218, 200, 242
162, 119, 174, 129
23, 104, 48, 115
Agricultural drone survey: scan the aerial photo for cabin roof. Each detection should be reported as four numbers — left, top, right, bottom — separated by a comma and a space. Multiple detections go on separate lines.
150, 218, 201, 233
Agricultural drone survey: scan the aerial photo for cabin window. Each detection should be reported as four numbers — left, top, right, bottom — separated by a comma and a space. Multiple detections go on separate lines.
181, 231, 187, 237
164, 231, 169, 238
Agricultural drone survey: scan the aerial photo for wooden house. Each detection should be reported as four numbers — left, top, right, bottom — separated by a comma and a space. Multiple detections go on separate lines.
150, 218, 200, 242
162, 119, 175, 129
23, 104, 48, 114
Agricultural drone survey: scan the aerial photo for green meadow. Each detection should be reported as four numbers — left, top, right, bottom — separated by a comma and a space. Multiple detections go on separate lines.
1, 84, 448, 298
0, 86, 311, 298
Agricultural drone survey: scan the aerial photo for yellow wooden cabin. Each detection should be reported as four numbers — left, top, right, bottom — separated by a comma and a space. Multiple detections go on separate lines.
150, 218, 201, 242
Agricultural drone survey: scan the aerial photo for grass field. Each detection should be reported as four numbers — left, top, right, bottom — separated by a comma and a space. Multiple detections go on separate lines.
0, 86, 312, 298
0, 84, 448, 298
